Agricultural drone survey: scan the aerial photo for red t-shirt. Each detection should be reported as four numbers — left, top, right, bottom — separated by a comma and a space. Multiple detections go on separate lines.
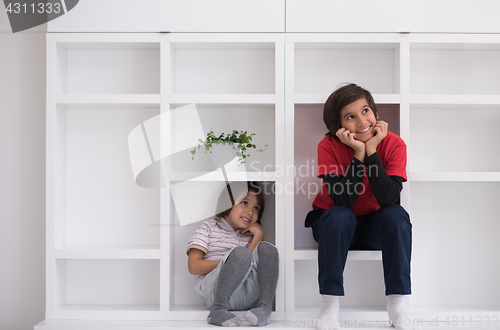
312, 131, 407, 216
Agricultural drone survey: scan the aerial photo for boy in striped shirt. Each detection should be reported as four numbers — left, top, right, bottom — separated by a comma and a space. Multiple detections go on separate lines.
187, 182, 279, 327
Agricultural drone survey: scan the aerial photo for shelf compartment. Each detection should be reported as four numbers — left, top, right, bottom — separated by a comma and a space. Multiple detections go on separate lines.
170, 181, 276, 307
410, 44, 500, 95
56, 42, 160, 95
53, 106, 161, 248
54, 247, 161, 259
294, 250, 382, 261
410, 105, 500, 172
171, 42, 275, 95
410, 182, 500, 308
54, 259, 160, 311
294, 43, 400, 95
170, 104, 275, 173
293, 103, 401, 251
294, 260, 386, 310
56, 94, 161, 107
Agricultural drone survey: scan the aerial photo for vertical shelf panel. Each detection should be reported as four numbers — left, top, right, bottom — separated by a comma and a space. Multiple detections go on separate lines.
274, 41, 286, 314
398, 42, 411, 212
284, 41, 296, 313
160, 41, 172, 315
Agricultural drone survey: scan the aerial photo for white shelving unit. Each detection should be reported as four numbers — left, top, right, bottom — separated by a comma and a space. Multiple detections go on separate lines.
287, 34, 500, 323
39, 32, 500, 329
44, 33, 285, 324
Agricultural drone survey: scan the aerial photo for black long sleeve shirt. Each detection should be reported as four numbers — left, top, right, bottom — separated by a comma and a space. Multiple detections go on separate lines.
323, 152, 403, 209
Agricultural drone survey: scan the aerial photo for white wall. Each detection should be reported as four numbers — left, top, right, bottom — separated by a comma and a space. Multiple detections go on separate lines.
0, 9, 46, 330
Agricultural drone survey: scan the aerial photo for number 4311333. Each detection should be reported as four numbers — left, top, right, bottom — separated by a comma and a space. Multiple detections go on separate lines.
6, 2, 62, 14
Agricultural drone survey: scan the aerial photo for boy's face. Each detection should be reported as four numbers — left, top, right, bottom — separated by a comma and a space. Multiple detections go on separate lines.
339, 98, 378, 143
224, 192, 260, 231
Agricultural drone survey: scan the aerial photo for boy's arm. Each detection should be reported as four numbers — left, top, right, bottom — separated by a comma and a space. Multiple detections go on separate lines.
323, 157, 366, 209
365, 152, 403, 207
187, 248, 220, 275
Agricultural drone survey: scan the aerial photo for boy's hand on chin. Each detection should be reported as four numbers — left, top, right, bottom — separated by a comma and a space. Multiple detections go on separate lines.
241, 222, 264, 238
365, 121, 388, 156
336, 127, 366, 154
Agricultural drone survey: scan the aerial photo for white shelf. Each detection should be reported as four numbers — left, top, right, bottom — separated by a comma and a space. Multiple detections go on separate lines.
410, 172, 500, 182
294, 250, 382, 261
170, 94, 276, 105
410, 94, 500, 107
292, 305, 388, 322
294, 94, 400, 105
58, 304, 160, 311
409, 305, 500, 321
167, 171, 277, 182
56, 94, 161, 106
35, 320, 310, 330
54, 247, 161, 259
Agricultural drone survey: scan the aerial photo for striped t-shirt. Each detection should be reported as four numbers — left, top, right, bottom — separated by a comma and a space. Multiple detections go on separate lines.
187, 216, 253, 281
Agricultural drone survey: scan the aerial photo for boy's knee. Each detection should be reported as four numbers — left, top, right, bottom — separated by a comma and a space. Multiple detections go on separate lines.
322, 206, 356, 231
228, 246, 252, 263
256, 241, 278, 259
378, 205, 411, 230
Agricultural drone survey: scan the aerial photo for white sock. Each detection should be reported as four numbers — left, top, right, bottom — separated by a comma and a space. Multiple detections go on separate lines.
387, 295, 421, 330
316, 295, 340, 330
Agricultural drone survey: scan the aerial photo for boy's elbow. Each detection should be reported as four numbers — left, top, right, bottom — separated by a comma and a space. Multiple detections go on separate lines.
188, 261, 200, 275
188, 265, 197, 275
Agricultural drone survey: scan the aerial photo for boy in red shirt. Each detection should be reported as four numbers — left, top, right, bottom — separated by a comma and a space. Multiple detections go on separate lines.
305, 84, 418, 330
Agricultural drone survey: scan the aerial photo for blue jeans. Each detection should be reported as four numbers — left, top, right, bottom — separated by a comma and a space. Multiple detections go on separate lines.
311, 205, 412, 296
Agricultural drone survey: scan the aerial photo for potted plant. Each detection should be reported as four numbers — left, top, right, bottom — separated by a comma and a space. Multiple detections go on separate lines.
191, 129, 268, 166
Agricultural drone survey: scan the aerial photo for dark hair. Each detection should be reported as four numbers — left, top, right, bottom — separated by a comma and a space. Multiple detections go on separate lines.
323, 83, 378, 139
216, 181, 265, 224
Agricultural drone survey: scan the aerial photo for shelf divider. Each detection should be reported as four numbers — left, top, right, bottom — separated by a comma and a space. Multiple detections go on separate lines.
294, 94, 400, 104
410, 94, 500, 106
56, 94, 161, 106
54, 247, 161, 260
294, 249, 382, 261
169, 94, 276, 105
410, 172, 500, 182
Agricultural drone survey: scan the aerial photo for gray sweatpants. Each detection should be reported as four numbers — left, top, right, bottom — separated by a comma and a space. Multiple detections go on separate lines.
194, 241, 277, 311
